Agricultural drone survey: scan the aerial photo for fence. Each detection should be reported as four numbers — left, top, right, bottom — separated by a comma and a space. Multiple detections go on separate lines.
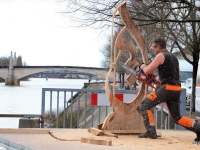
41, 88, 187, 130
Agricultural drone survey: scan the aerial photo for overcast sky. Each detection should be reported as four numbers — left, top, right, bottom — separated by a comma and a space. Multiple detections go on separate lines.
0, 0, 106, 67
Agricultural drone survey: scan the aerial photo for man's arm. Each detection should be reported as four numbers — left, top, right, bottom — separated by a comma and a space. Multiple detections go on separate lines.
140, 53, 165, 74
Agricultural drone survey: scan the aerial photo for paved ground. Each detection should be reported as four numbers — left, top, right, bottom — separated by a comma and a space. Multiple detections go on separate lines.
0, 129, 200, 150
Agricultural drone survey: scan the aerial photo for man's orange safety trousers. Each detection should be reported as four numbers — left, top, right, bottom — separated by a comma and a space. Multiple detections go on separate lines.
140, 84, 195, 132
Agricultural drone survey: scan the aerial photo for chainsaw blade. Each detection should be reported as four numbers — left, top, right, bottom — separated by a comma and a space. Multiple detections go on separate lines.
118, 62, 137, 76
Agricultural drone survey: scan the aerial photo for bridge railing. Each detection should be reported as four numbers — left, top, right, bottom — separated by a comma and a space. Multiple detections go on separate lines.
41, 88, 187, 130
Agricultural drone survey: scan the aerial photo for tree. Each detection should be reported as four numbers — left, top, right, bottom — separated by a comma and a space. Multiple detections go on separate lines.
60, 0, 200, 111
23, 61, 28, 66
0, 56, 9, 67
59, 1, 199, 28
0, 55, 27, 67
16, 55, 23, 66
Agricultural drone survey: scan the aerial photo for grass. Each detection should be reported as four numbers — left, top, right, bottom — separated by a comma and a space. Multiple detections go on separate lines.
44, 110, 82, 128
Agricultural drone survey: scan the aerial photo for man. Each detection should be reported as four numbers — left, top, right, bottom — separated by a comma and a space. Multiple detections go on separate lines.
139, 37, 200, 141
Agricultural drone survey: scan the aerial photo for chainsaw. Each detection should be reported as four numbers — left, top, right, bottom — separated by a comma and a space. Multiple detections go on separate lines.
118, 62, 160, 89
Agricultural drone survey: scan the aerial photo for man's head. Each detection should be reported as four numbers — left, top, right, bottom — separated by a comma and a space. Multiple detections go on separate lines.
151, 37, 166, 54
151, 37, 166, 49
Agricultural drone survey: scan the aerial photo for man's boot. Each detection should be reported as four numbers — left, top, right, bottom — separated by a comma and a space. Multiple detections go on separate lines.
191, 122, 200, 141
138, 125, 157, 139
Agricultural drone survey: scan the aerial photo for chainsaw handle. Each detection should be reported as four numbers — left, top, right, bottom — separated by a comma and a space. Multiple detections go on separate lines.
136, 68, 144, 76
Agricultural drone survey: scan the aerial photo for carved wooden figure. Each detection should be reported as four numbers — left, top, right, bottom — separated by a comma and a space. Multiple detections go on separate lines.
102, 2, 149, 133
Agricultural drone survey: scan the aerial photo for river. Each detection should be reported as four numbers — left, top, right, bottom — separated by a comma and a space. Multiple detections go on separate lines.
0, 78, 89, 128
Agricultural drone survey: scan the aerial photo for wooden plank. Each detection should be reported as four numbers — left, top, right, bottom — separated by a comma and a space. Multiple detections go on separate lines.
0, 128, 50, 134
103, 131, 118, 138
88, 128, 103, 136
88, 128, 118, 138
81, 137, 112, 146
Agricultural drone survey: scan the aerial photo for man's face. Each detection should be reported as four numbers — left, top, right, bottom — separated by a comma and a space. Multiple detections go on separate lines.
151, 42, 159, 54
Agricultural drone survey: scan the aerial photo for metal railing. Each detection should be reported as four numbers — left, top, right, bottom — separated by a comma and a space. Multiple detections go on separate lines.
41, 88, 137, 128
41, 88, 187, 130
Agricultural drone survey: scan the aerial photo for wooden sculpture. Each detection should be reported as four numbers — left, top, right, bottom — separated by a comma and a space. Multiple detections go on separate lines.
102, 1, 149, 133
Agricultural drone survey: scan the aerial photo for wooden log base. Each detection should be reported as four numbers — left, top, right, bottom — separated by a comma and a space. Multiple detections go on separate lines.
81, 137, 112, 146
103, 130, 161, 137
103, 130, 146, 134
102, 109, 146, 132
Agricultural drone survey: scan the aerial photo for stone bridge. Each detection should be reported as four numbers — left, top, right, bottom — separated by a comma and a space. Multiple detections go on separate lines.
0, 52, 111, 86
0, 66, 111, 86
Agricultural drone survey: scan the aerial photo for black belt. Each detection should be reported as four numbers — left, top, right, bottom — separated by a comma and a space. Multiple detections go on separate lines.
162, 83, 181, 86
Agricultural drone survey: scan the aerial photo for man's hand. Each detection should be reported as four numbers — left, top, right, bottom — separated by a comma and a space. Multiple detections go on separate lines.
140, 64, 147, 70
